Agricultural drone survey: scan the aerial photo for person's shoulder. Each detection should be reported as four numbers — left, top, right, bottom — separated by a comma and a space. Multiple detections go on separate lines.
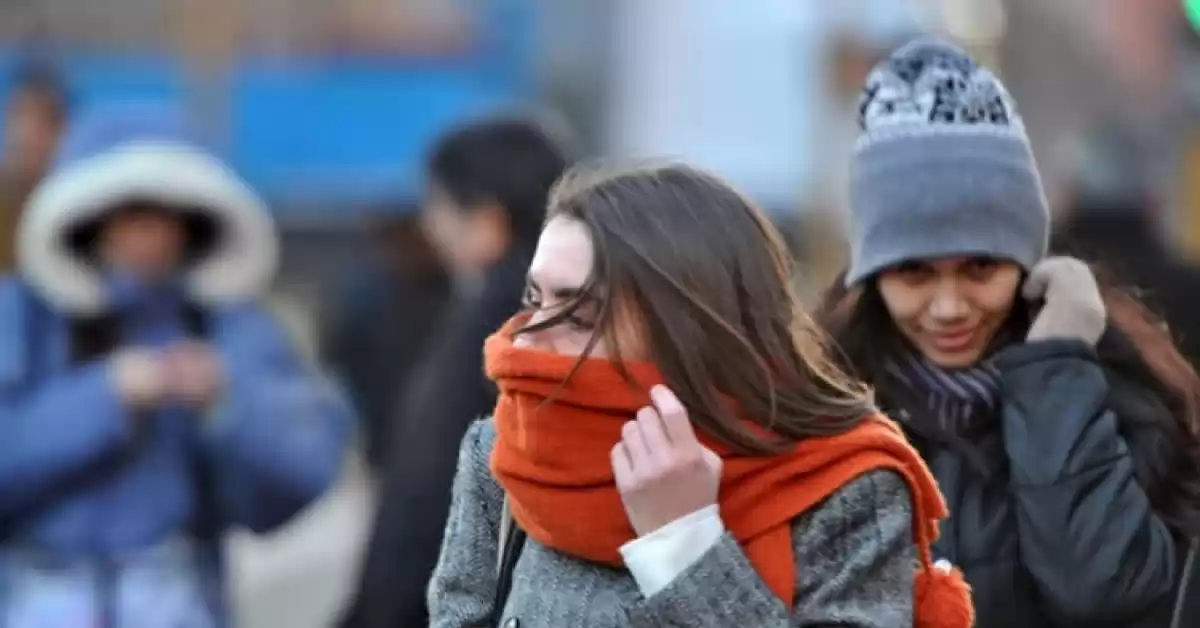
0, 277, 51, 332
820, 468, 910, 515
449, 417, 505, 508
0, 276, 34, 309
790, 468, 912, 543
787, 469, 915, 610
457, 417, 498, 473
463, 416, 497, 449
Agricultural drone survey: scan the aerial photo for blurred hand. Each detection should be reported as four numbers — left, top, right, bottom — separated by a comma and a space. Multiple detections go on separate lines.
110, 349, 170, 408
611, 386, 723, 537
164, 341, 226, 408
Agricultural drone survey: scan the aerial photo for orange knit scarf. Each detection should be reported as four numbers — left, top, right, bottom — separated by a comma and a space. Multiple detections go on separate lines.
485, 317, 972, 627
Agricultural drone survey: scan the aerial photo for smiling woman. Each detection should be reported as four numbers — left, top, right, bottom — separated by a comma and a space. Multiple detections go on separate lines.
875, 256, 1023, 368
818, 37, 1200, 628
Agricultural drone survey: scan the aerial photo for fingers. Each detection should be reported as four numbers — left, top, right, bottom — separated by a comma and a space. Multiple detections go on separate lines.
615, 386, 706, 483
621, 419, 651, 466
635, 406, 672, 463
611, 441, 634, 491
649, 385, 698, 450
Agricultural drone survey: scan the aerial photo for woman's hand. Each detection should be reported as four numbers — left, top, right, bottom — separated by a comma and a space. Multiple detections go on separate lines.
611, 385, 722, 537
163, 341, 226, 409
1023, 256, 1107, 346
110, 348, 170, 409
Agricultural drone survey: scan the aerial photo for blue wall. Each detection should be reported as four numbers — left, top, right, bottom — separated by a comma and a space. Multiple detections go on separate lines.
0, 0, 536, 218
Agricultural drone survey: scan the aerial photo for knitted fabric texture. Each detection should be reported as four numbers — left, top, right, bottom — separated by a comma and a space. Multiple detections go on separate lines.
483, 316, 973, 626
846, 37, 1049, 285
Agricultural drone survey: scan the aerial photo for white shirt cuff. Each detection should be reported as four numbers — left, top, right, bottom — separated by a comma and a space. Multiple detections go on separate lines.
618, 504, 725, 598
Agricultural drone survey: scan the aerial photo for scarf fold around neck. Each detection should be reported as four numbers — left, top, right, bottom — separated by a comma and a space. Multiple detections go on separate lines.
484, 316, 972, 626
884, 351, 1002, 440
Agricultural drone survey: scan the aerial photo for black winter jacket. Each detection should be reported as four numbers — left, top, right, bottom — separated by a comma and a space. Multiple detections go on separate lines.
885, 340, 1188, 627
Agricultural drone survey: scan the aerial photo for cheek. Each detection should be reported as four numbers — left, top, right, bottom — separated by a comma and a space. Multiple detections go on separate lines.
104, 224, 184, 267
876, 278, 927, 327
517, 325, 603, 357
558, 319, 646, 360
421, 207, 461, 253
975, 290, 1018, 320
972, 272, 1023, 320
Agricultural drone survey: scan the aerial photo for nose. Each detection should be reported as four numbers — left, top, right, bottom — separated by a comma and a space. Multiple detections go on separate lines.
928, 280, 969, 322
513, 311, 552, 349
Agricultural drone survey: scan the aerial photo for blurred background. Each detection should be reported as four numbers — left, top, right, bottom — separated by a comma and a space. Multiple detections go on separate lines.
0, 0, 1196, 625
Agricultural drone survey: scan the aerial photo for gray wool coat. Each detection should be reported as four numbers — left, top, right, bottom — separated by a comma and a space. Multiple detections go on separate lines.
426, 419, 917, 627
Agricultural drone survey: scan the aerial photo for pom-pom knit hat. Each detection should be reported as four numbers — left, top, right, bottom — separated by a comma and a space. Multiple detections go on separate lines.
845, 38, 1050, 286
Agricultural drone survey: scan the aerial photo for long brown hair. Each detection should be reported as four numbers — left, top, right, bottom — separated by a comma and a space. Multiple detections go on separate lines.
817, 265, 1200, 537
523, 163, 875, 455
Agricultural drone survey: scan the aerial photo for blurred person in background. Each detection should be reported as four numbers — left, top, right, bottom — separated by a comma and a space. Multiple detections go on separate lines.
1051, 124, 1200, 368
0, 64, 69, 273
340, 117, 567, 628
428, 163, 971, 628
800, 1, 921, 300
0, 104, 353, 627
320, 213, 451, 473
819, 40, 1200, 627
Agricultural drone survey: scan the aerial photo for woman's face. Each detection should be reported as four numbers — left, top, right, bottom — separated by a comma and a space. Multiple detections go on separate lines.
516, 215, 644, 359
98, 206, 186, 282
876, 256, 1022, 368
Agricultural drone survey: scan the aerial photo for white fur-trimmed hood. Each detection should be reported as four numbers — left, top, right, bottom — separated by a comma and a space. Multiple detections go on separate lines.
17, 140, 280, 316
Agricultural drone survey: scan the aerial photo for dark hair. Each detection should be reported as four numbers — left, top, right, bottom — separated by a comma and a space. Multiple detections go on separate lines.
64, 203, 222, 267
525, 163, 875, 455
426, 117, 568, 248
817, 265, 1200, 537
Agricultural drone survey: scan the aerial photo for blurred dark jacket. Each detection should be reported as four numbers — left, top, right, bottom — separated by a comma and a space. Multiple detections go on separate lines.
321, 219, 452, 471
339, 248, 529, 628
1053, 210, 1200, 368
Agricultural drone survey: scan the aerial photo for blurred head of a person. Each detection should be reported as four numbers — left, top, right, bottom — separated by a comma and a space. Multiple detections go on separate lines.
421, 117, 567, 282
2, 65, 69, 185
18, 103, 277, 317
1055, 123, 1159, 241
69, 201, 220, 287
508, 162, 873, 450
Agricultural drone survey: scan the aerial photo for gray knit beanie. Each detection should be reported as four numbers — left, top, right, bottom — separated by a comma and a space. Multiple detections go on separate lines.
845, 38, 1049, 286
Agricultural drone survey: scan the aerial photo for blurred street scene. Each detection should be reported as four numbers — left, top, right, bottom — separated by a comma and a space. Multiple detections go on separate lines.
0, 0, 1197, 626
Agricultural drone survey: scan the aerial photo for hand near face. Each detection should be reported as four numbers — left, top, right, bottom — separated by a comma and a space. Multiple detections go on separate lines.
1023, 256, 1106, 346
611, 385, 723, 537
163, 341, 226, 409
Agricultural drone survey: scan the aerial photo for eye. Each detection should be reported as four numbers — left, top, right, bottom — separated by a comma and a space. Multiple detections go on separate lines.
961, 257, 1000, 281
889, 260, 934, 283
521, 284, 597, 332
521, 285, 542, 310
564, 311, 596, 332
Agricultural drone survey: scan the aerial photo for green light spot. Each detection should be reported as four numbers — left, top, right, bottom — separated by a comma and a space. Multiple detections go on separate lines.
1187, 0, 1200, 31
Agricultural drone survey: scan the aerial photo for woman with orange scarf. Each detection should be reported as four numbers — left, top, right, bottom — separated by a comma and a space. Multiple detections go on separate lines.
426, 164, 973, 627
